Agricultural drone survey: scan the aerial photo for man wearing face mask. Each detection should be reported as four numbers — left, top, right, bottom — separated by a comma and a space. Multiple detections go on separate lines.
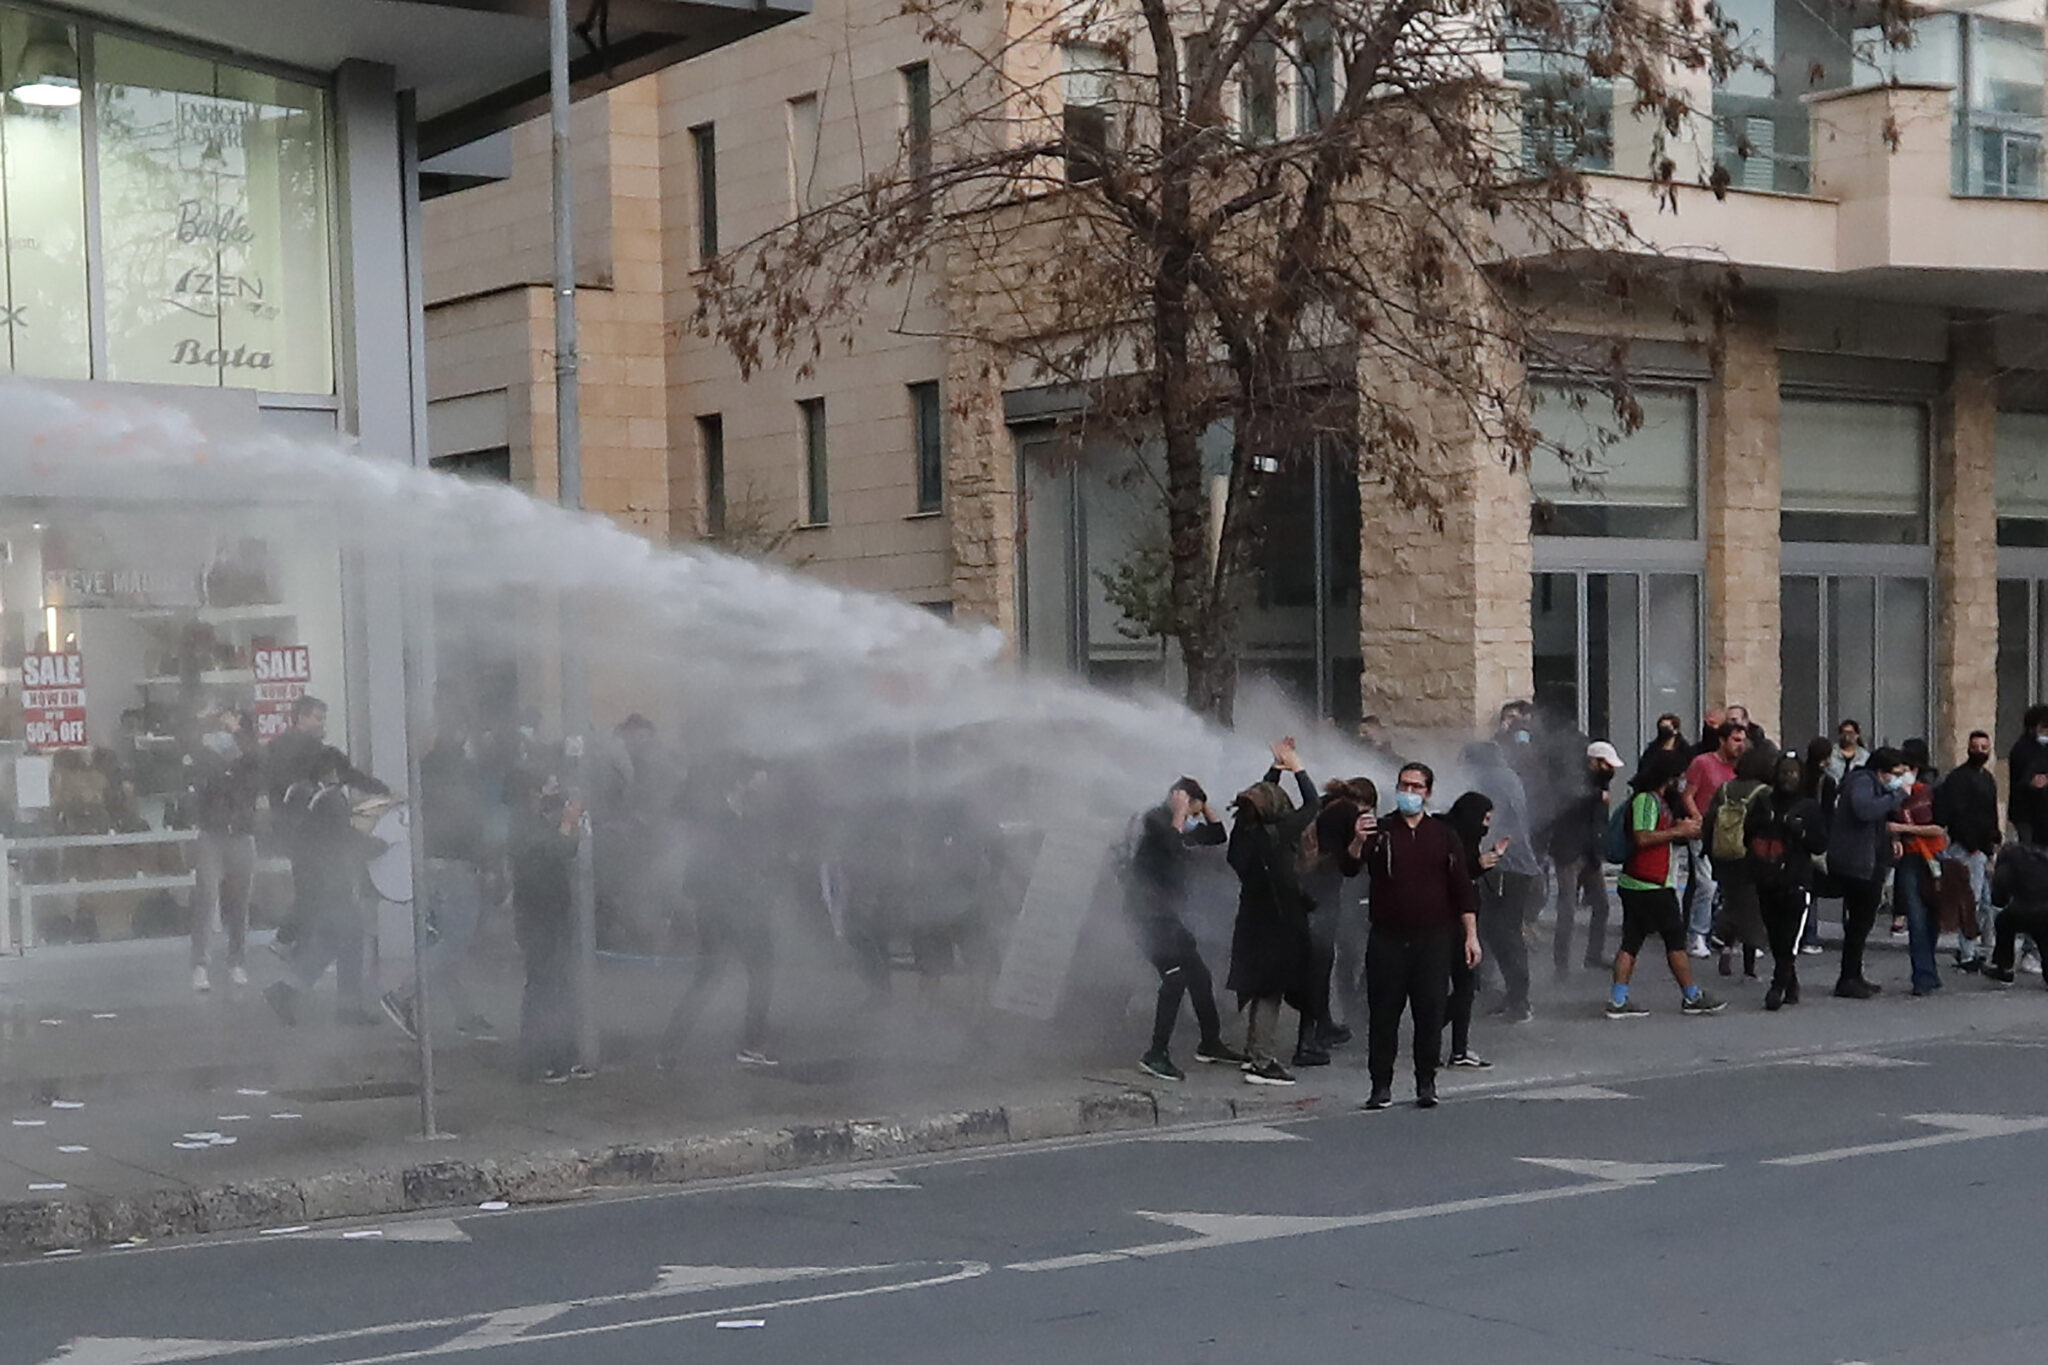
1124, 776, 1245, 1081
1828, 747, 1913, 998
1550, 741, 1622, 976
1936, 731, 2001, 972
2006, 706, 2048, 846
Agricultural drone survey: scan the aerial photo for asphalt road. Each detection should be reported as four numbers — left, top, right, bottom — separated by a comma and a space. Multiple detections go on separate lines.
12, 1033, 2048, 1365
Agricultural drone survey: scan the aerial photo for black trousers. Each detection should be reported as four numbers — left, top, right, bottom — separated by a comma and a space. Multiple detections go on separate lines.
1992, 904, 2048, 976
1758, 882, 1807, 991
1140, 919, 1223, 1054
1445, 951, 1476, 1059
519, 924, 575, 1079
1366, 924, 1455, 1090
1838, 873, 1885, 986
1478, 873, 1532, 1011
1552, 854, 1611, 970
661, 904, 774, 1059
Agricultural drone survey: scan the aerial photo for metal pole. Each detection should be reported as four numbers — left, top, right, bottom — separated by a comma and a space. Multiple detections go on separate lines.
550, 0, 600, 1070
1311, 440, 1329, 723
397, 554, 440, 1138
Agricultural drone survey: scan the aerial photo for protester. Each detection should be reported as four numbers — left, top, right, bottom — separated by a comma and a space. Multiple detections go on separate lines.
659, 762, 780, 1069
1225, 740, 1320, 1086
507, 770, 586, 1083
1706, 746, 1774, 979
591, 713, 680, 954
1637, 712, 1687, 773
1679, 719, 1749, 957
1891, 742, 1948, 997
2007, 705, 2048, 846
1725, 704, 1771, 760
186, 706, 262, 993
264, 746, 384, 1027
264, 695, 388, 953
1935, 731, 2001, 973
1797, 736, 1841, 954
1746, 752, 1828, 1010
1123, 776, 1244, 1082
1327, 777, 1379, 1042
1443, 791, 1500, 1070
1296, 778, 1371, 1067
1828, 747, 1913, 999
382, 713, 497, 1043
1825, 719, 1869, 784
1985, 834, 2048, 986
1360, 763, 1480, 1109
1607, 749, 1724, 1018
1549, 742, 1621, 977
1461, 740, 1537, 1023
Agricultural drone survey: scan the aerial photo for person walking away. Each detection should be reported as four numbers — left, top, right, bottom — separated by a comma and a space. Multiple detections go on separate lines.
508, 771, 585, 1083
187, 707, 262, 993
263, 748, 384, 1026
1606, 750, 1724, 1018
1679, 720, 1749, 957
1891, 743, 1948, 996
1746, 753, 1828, 1010
1985, 835, 2048, 985
1828, 748, 1913, 999
1461, 741, 1537, 1023
1443, 792, 1501, 1069
1224, 739, 1320, 1086
1123, 777, 1244, 1081
382, 716, 496, 1042
1797, 737, 1841, 953
1360, 763, 1480, 1109
1935, 731, 2000, 973
1825, 719, 1869, 785
1295, 779, 1370, 1067
659, 763, 781, 1069
1552, 742, 1622, 977
1705, 747, 1774, 979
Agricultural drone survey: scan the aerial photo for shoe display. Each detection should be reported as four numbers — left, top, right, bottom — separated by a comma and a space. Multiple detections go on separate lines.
1139, 1051, 1186, 1082
192, 965, 211, 994
1681, 991, 1727, 1015
1606, 998, 1650, 1019
1363, 1086, 1394, 1110
1194, 1040, 1250, 1066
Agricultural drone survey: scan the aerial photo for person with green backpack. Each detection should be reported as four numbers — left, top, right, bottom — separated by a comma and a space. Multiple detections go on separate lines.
1605, 749, 1725, 1018
1706, 747, 1777, 980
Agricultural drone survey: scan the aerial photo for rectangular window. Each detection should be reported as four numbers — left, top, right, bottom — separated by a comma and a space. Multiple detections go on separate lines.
95, 32, 334, 393
690, 123, 718, 260
1240, 36, 1280, 143
1528, 386, 1697, 538
1996, 410, 2048, 545
799, 397, 828, 525
0, 11, 89, 380
910, 380, 943, 513
902, 62, 932, 211
1779, 399, 1927, 543
786, 93, 820, 214
1062, 44, 1117, 182
1295, 14, 1336, 132
697, 414, 726, 538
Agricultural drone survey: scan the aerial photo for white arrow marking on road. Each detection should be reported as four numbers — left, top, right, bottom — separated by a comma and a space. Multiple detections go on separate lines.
1144, 1124, 1305, 1143
1779, 1052, 1927, 1069
1518, 1158, 1723, 1183
432, 1305, 572, 1351
763, 1168, 918, 1190
1503, 1085, 1635, 1101
1766, 1112, 2048, 1167
45, 1340, 246, 1365
654, 1265, 863, 1293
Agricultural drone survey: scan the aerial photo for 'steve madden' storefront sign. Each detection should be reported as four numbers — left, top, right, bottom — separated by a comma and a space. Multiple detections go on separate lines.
22, 652, 88, 750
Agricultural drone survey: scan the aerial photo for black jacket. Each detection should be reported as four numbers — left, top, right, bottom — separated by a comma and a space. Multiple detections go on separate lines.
1126, 802, 1227, 923
189, 733, 263, 837
1745, 789, 1828, 890
282, 779, 380, 920
265, 729, 388, 808
511, 806, 578, 951
1992, 840, 2048, 914
1934, 762, 2001, 855
2007, 736, 2048, 835
1225, 768, 1318, 1003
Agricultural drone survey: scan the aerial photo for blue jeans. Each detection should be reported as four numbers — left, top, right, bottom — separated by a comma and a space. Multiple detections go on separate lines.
1945, 849, 1992, 962
1683, 843, 1717, 942
1896, 862, 1941, 994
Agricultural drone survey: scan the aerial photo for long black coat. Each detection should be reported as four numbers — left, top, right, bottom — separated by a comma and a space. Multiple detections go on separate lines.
1225, 768, 1320, 1005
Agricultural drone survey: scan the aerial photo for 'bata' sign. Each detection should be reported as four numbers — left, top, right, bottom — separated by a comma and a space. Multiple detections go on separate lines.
21, 652, 87, 750
253, 645, 312, 740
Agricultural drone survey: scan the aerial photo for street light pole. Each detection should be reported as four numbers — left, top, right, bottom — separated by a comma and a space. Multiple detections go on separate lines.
549, 0, 600, 1069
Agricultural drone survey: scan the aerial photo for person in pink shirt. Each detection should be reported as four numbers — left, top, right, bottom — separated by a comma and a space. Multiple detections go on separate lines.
1678, 721, 1750, 957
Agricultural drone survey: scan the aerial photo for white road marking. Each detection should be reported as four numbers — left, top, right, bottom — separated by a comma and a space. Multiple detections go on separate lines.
257, 1227, 310, 1237
1766, 1113, 2048, 1167
1518, 1159, 1723, 1183
1778, 1052, 1927, 1069
1502, 1085, 1635, 1101
296, 1220, 469, 1245
50, 1101, 82, 1110
716, 1320, 766, 1329
1143, 1124, 1304, 1143
13, 1119, 47, 1127
763, 1169, 918, 1190
234, 1090, 268, 1098
29, 1183, 68, 1192
56, 1146, 89, 1154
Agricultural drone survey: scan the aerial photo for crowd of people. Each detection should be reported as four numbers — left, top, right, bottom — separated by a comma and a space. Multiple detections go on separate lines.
1122, 703, 2048, 1109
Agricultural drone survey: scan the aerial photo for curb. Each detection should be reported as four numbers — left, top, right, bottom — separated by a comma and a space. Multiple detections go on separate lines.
0, 1087, 1302, 1258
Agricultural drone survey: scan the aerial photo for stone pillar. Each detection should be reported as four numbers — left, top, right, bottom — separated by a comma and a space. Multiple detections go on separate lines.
1357, 362, 1533, 734
943, 335, 1019, 644
1705, 307, 1782, 737
1935, 316, 1999, 766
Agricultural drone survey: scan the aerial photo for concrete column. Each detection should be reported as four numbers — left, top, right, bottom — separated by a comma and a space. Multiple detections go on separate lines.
1935, 316, 1999, 766
1704, 307, 1782, 737
943, 335, 1018, 643
1357, 360, 1533, 733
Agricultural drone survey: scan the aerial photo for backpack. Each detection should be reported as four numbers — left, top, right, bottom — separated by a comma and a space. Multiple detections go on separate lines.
1603, 797, 1636, 866
1710, 781, 1764, 863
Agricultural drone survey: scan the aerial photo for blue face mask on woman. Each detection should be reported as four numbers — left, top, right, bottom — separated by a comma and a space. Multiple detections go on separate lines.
1394, 790, 1426, 816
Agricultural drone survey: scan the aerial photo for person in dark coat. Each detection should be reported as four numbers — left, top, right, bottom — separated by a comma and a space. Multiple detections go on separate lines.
1126, 776, 1242, 1082
1746, 752, 1829, 1010
1225, 739, 1319, 1087
508, 770, 583, 1083
1986, 837, 2048, 984
1442, 792, 1501, 1070
263, 746, 385, 1026
1294, 779, 1369, 1068
659, 760, 779, 1070
2006, 705, 2048, 845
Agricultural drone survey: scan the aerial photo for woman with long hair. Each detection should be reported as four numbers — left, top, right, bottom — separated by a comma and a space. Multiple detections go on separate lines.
1226, 739, 1321, 1086
1441, 792, 1500, 1069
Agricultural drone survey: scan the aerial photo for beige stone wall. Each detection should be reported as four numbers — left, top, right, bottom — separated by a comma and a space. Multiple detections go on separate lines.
1705, 308, 1782, 736
1936, 317, 2000, 765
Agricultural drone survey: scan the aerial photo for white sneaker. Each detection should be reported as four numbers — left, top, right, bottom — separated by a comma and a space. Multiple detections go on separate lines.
1687, 935, 1712, 959
736, 1049, 779, 1068
2023, 952, 2042, 976
192, 966, 212, 993
229, 965, 249, 987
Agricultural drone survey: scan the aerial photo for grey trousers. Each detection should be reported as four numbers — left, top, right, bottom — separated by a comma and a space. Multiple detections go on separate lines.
191, 831, 256, 968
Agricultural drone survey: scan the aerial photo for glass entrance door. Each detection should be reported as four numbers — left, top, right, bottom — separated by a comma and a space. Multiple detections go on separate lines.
1532, 571, 1700, 756
1779, 574, 1930, 749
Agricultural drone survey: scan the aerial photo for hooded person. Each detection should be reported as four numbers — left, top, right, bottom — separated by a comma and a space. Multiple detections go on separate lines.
1746, 751, 1829, 1010
1125, 776, 1244, 1081
1294, 779, 1371, 1067
1459, 741, 1537, 1023
1224, 739, 1320, 1086
1441, 792, 1501, 1070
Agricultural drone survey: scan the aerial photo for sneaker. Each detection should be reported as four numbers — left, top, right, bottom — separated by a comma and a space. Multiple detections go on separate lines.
1718, 949, 1734, 977
1318, 1023, 1353, 1049
1415, 1080, 1438, 1110
337, 1007, 381, 1028
540, 1069, 571, 1085
1958, 957, 1983, 974
1363, 1086, 1394, 1110
456, 1016, 500, 1042
379, 991, 418, 1040
1833, 978, 1878, 1000
1784, 980, 1800, 1005
1243, 1060, 1296, 1086
1194, 1040, 1249, 1066
2023, 952, 2042, 976
1503, 1002, 1534, 1025
1764, 984, 1786, 1012
568, 1064, 598, 1081
1891, 917, 1907, 936
1681, 991, 1727, 1016
1687, 935, 1712, 959
228, 965, 249, 988
262, 981, 298, 1027
1799, 941, 1825, 956
1605, 998, 1650, 1019
736, 1049, 779, 1068
1291, 1046, 1332, 1068
1139, 1051, 1186, 1082
265, 937, 294, 967
1446, 1052, 1493, 1069
1984, 963, 2017, 984
192, 965, 211, 994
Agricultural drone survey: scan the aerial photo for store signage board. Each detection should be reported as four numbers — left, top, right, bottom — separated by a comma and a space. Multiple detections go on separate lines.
253, 645, 312, 740
22, 652, 88, 750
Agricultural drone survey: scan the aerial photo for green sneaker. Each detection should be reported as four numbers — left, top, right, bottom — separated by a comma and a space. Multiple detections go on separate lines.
1139, 1051, 1186, 1082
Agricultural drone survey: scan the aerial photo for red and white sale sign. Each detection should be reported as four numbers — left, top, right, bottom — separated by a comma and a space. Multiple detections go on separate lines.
253, 645, 313, 740
21, 651, 87, 750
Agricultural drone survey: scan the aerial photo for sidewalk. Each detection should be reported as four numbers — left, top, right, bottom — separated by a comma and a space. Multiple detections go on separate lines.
3, 926, 2043, 1258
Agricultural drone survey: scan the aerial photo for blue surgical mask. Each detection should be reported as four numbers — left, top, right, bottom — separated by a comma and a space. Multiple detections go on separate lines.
1886, 773, 1910, 792
2037, 734, 2048, 747
1513, 730, 1531, 744
1395, 791, 1426, 816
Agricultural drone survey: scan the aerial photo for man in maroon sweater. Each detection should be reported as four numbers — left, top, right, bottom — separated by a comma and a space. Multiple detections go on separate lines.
1355, 762, 1482, 1111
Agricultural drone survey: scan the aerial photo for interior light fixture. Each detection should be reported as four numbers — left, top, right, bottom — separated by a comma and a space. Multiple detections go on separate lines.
11, 23, 80, 109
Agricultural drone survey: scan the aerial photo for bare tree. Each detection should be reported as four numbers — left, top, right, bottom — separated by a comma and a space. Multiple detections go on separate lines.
697, 0, 1899, 721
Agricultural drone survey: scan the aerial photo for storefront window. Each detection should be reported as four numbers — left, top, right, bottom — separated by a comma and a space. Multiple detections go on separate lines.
0, 10, 89, 378
1779, 399, 1929, 544
1532, 570, 1698, 755
1779, 573, 1930, 748
1528, 386, 1697, 538
95, 35, 334, 393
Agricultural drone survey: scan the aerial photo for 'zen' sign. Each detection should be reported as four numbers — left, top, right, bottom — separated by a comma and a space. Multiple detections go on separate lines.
21, 652, 87, 750
253, 645, 312, 740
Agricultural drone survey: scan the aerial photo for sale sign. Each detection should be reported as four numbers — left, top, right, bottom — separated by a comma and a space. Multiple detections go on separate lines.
21, 652, 87, 750
253, 645, 313, 741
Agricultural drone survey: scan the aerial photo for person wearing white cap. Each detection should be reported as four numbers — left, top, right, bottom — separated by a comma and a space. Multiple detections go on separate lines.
1550, 740, 1625, 977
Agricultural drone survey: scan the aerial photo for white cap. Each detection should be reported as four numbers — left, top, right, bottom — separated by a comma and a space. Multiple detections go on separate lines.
1587, 741, 1625, 769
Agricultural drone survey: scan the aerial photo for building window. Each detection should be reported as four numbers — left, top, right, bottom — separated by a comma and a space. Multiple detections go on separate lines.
1999, 411, 2048, 546
1533, 571, 1699, 757
799, 397, 828, 525
1779, 398, 1928, 544
690, 122, 717, 260
902, 62, 932, 212
1780, 574, 1929, 748
786, 93, 820, 214
1240, 36, 1280, 143
1062, 44, 1117, 182
1295, 13, 1336, 132
0, 11, 88, 380
1528, 386, 1698, 538
430, 448, 511, 482
910, 380, 943, 513
697, 414, 726, 538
